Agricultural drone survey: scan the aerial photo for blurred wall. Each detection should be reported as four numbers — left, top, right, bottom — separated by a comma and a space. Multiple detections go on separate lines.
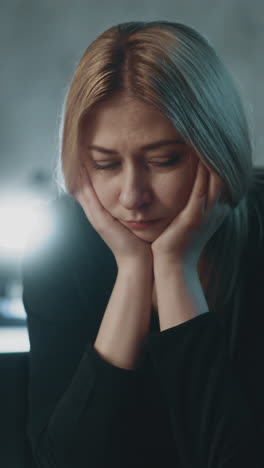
0, 0, 263, 196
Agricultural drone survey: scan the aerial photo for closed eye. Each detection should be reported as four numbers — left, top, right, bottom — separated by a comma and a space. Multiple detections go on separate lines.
91, 155, 182, 171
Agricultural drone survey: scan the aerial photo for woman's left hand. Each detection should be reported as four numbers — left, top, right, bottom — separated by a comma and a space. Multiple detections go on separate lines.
151, 160, 230, 267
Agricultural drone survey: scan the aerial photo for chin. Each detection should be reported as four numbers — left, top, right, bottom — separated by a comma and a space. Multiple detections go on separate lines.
134, 231, 160, 242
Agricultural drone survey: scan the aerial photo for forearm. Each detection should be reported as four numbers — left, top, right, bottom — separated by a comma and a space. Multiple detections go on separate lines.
94, 258, 154, 370
153, 259, 209, 332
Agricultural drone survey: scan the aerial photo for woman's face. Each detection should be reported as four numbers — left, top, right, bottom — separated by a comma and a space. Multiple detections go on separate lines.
81, 94, 200, 242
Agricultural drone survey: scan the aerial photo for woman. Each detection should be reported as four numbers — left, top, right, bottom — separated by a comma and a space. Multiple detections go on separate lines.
23, 21, 264, 467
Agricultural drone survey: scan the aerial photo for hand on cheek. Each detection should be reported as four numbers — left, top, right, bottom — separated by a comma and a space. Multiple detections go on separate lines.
151, 160, 229, 266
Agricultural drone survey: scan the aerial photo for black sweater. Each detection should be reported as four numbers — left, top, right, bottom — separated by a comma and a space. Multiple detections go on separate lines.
22, 174, 264, 468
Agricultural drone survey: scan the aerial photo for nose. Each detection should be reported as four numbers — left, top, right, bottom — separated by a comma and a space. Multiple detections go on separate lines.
118, 170, 152, 209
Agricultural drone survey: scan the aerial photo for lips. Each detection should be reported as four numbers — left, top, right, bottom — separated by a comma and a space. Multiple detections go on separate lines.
123, 219, 160, 230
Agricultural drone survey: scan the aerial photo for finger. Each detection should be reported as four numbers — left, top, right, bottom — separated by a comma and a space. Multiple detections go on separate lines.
202, 163, 224, 213
186, 161, 208, 219
206, 173, 222, 212
194, 161, 208, 198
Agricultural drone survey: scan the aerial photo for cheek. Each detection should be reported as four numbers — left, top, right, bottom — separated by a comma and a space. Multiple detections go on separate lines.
160, 184, 190, 212
157, 172, 194, 213
90, 178, 115, 210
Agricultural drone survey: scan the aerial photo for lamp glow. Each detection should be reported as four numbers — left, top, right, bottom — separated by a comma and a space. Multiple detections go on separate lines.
0, 327, 30, 353
0, 196, 53, 256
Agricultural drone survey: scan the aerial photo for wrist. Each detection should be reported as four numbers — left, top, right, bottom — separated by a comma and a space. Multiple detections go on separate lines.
153, 254, 197, 276
118, 254, 154, 273
153, 259, 208, 329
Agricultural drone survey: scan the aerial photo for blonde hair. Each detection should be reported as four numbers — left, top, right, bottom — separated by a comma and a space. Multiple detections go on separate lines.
56, 21, 263, 353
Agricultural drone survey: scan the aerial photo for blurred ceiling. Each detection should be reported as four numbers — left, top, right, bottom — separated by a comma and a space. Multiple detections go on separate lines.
0, 0, 263, 197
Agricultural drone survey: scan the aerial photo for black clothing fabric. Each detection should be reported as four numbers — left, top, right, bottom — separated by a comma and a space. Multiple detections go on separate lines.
22, 173, 264, 468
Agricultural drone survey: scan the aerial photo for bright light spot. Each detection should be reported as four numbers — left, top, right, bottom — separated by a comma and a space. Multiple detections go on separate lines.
0, 296, 26, 320
0, 327, 30, 353
0, 196, 54, 257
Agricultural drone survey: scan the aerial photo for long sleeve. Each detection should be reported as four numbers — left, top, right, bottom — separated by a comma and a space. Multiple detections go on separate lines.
24, 303, 177, 468
143, 309, 263, 468
22, 196, 176, 468
25, 309, 143, 468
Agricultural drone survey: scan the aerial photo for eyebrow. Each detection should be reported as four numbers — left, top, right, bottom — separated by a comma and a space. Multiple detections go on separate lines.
87, 139, 185, 154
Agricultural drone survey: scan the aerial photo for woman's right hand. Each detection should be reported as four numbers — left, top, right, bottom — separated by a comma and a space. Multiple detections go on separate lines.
73, 165, 153, 268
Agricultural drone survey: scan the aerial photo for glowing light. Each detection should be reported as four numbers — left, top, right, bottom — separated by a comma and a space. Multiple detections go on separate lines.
0, 327, 30, 353
0, 196, 54, 257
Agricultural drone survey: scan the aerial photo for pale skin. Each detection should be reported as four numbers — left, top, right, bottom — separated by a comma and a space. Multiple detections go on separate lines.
74, 94, 229, 366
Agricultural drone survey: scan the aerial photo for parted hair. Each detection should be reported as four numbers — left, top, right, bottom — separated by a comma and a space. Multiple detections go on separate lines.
55, 21, 264, 348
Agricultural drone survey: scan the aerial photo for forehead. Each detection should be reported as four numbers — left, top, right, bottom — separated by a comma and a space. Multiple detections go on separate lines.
82, 95, 182, 146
